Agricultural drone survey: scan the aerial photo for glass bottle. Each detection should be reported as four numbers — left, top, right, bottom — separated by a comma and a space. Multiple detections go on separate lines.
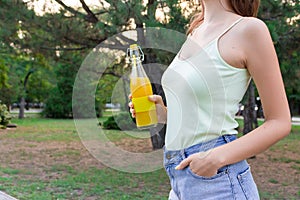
128, 44, 157, 129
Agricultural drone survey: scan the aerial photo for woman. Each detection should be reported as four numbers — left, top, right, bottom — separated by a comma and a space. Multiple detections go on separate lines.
129, 0, 291, 199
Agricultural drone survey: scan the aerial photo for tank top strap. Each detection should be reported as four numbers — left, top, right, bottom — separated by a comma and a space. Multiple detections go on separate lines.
217, 17, 244, 39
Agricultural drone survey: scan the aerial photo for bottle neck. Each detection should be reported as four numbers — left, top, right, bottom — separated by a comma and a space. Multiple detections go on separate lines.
131, 55, 142, 68
128, 46, 147, 78
130, 57, 147, 78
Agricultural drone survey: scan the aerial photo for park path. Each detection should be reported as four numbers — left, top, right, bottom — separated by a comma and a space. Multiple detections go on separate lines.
0, 191, 18, 200
292, 116, 300, 126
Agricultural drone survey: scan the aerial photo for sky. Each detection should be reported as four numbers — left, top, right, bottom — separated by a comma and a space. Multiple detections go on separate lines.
23, 0, 202, 23
24, 0, 106, 15
24, 0, 171, 22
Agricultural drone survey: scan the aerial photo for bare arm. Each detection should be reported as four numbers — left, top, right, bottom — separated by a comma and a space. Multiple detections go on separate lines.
214, 18, 291, 167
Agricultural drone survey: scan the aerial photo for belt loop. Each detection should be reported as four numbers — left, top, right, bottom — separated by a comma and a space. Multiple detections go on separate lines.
222, 135, 232, 143
180, 149, 186, 159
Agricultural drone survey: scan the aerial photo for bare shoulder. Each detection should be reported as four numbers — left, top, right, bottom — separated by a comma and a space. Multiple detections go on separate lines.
231, 17, 277, 70
242, 17, 268, 28
239, 17, 270, 39
237, 17, 278, 71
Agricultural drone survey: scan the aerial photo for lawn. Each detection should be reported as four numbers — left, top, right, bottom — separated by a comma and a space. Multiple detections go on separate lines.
0, 117, 299, 200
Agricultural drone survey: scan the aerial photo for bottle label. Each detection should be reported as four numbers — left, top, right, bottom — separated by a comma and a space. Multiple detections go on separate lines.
132, 96, 156, 113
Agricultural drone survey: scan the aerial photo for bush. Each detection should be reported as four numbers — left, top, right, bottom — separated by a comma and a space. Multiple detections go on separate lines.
43, 87, 72, 118
0, 101, 11, 129
103, 112, 136, 130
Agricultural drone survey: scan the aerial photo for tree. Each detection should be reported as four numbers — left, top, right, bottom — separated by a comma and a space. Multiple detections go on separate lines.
242, 80, 258, 134
259, 0, 300, 115
0, 58, 9, 89
0, 0, 299, 147
0, 1, 54, 117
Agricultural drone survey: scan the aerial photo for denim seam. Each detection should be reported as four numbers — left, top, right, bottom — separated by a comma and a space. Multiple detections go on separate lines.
173, 169, 180, 200
167, 166, 180, 200
227, 167, 238, 200
237, 167, 252, 200
223, 135, 237, 200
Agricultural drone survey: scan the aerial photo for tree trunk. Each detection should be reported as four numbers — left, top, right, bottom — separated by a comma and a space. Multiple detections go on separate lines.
134, 2, 167, 149
143, 53, 167, 150
150, 123, 166, 150
243, 80, 258, 134
18, 70, 34, 119
122, 75, 129, 112
18, 97, 25, 119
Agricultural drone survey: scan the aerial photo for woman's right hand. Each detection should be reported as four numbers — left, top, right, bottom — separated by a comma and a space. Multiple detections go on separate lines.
128, 94, 167, 124
128, 94, 136, 118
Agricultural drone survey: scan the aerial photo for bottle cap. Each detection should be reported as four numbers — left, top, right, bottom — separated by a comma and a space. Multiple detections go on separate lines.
130, 44, 138, 49
127, 44, 144, 62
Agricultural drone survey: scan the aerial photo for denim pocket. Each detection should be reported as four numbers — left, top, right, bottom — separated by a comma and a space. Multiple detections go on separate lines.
187, 166, 229, 180
237, 167, 260, 200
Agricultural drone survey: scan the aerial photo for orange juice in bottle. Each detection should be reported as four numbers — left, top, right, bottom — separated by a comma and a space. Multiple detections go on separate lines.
128, 44, 157, 129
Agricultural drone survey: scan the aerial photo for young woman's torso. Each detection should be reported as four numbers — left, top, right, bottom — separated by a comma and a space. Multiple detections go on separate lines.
162, 15, 257, 150
179, 15, 250, 70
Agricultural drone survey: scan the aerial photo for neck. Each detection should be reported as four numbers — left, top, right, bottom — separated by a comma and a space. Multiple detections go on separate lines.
202, 0, 235, 22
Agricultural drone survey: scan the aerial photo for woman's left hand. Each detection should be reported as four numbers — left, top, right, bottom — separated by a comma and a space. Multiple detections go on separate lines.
175, 151, 222, 177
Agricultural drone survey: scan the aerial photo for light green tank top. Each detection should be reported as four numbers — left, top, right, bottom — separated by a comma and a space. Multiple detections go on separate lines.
162, 18, 250, 150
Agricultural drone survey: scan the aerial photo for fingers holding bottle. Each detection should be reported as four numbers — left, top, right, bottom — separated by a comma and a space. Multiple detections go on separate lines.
128, 94, 167, 123
148, 95, 167, 124
128, 94, 136, 118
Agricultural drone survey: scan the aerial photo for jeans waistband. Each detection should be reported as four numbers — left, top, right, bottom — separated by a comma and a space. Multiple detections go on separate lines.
164, 135, 237, 165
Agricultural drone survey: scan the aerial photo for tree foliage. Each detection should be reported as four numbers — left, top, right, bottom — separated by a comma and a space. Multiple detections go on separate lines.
0, 101, 11, 129
259, 0, 300, 114
43, 56, 80, 118
0, 0, 192, 119
0, 0, 299, 119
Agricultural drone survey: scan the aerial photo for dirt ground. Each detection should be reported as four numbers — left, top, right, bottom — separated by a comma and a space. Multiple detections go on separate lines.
0, 129, 299, 199
248, 149, 300, 199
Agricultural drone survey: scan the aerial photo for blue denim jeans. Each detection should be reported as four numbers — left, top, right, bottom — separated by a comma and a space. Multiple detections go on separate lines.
164, 135, 260, 200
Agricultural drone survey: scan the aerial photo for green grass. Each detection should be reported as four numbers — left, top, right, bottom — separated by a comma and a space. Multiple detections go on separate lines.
6, 117, 140, 143
259, 191, 282, 199
0, 117, 299, 199
268, 178, 279, 184
0, 168, 22, 175
291, 123, 300, 131
270, 157, 300, 164
0, 117, 170, 199
269, 131, 300, 154
0, 166, 169, 200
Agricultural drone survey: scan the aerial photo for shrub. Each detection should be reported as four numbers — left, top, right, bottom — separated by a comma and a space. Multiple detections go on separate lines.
103, 112, 136, 130
43, 87, 72, 118
0, 101, 11, 129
